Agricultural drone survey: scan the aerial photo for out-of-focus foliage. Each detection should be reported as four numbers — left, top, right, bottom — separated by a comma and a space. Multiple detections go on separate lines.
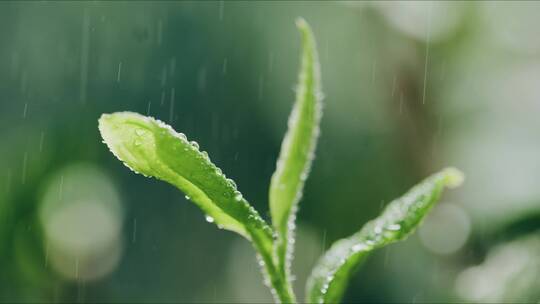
456, 233, 540, 303
1, 1, 539, 303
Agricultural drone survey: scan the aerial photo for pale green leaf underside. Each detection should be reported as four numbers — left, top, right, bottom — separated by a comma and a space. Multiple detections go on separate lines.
98, 112, 273, 246
306, 167, 464, 304
269, 18, 323, 278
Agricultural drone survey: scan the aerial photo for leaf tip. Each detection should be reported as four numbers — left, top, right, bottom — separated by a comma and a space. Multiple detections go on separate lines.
295, 17, 308, 29
98, 111, 140, 133
442, 167, 465, 189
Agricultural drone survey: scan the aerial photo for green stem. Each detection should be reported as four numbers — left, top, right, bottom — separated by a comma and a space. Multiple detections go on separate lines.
250, 230, 296, 303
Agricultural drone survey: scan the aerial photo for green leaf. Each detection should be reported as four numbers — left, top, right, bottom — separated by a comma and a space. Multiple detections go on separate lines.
98, 112, 272, 241
269, 18, 323, 282
305, 168, 464, 304
99, 112, 297, 303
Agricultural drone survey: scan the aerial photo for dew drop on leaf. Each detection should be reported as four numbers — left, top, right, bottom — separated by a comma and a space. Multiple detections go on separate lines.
234, 191, 243, 201
387, 224, 401, 231
205, 215, 214, 223
352, 244, 368, 252
227, 178, 237, 189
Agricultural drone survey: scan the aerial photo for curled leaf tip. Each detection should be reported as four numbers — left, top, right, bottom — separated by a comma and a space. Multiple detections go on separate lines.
295, 17, 308, 29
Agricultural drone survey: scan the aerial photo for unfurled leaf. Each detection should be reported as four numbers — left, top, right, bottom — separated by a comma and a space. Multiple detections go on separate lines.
269, 17, 323, 281
99, 112, 301, 302
98, 112, 273, 244
306, 168, 464, 304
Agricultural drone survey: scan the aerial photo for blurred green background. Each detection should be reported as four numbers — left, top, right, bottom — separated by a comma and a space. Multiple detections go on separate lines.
1, 1, 539, 303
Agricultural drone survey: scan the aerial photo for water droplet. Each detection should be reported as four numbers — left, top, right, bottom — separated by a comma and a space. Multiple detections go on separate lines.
185, 195, 190, 200
234, 191, 243, 201
227, 178, 236, 188
201, 151, 209, 159
215, 168, 222, 175
190, 141, 199, 149
205, 215, 214, 223
352, 244, 367, 252
178, 132, 187, 141
387, 224, 401, 231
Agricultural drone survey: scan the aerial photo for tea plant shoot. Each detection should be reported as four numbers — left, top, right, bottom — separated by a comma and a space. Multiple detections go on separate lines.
99, 18, 463, 304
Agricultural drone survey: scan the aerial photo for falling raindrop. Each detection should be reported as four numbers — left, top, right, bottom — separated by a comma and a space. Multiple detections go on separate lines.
44, 241, 50, 268
169, 56, 176, 76
116, 61, 122, 83
160, 90, 166, 106
156, 19, 163, 46
58, 175, 64, 200
75, 258, 79, 279
161, 65, 167, 87
198, 67, 207, 92
222, 58, 228, 75
39, 131, 45, 152
399, 92, 404, 114
422, 3, 433, 105
219, 0, 224, 21
21, 152, 28, 185
22, 103, 28, 118
268, 52, 274, 73
258, 75, 264, 101
79, 8, 90, 104
371, 60, 377, 84
132, 218, 137, 243
169, 87, 175, 123
391, 74, 397, 97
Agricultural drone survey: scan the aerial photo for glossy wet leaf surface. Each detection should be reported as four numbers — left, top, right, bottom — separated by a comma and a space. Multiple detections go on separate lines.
306, 168, 464, 304
269, 17, 323, 285
99, 112, 273, 242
